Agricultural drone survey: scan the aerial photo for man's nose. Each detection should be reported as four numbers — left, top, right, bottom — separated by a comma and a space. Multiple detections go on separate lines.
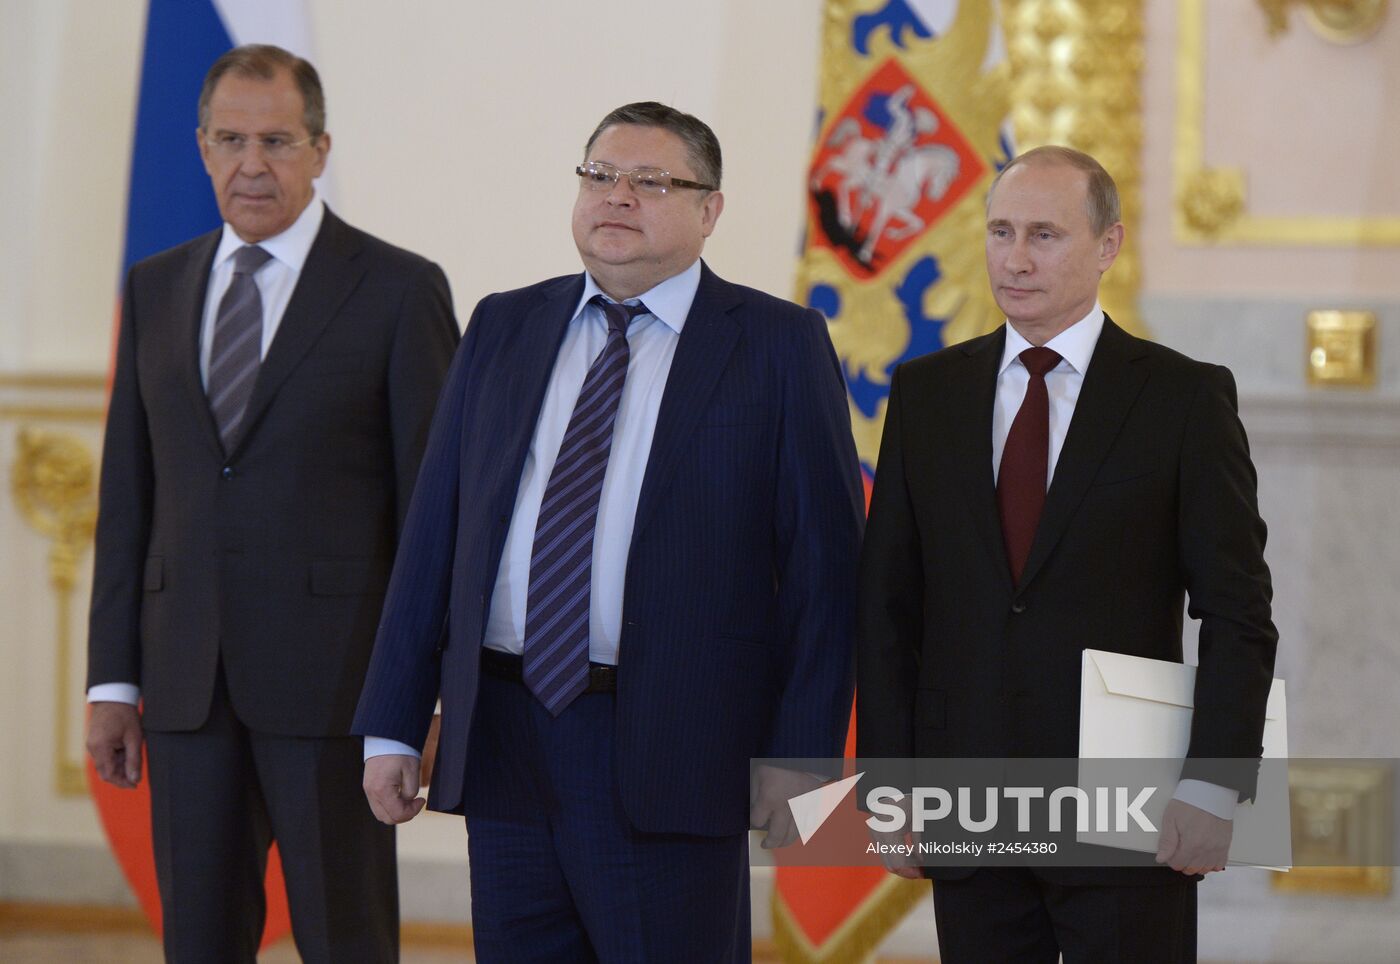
605, 175, 638, 205
236, 144, 273, 175
1004, 238, 1032, 272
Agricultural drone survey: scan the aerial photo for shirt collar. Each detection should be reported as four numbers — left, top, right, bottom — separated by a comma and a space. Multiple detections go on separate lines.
999, 302, 1105, 377
212, 190, 325, 274
573, 259, 702, 334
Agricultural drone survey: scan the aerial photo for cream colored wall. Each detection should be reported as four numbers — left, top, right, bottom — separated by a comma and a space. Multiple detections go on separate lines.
0, 0, 824, 894
1141, 0, 1400, 298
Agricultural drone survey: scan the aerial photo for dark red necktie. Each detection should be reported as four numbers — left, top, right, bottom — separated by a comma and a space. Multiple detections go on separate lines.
997, 346, 1062, 585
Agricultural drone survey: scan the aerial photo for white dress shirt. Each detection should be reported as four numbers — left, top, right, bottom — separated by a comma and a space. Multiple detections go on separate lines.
364, 260, 701, 761
993, 304, 1237, 821
992, 305, 1103, 488
87, 195, 327, 707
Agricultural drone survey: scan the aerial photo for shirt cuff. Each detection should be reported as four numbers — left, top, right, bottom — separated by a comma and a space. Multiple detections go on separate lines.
1173, 779, 1238, 820
87, 683, 140, 705
363, 736, 421, 761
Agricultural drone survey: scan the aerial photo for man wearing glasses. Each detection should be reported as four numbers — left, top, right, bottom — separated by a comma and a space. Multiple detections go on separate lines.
354, 102, 863, 960
85, 44, 458, 962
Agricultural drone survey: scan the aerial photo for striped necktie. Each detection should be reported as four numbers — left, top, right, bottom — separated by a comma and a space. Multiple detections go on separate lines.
522, 295, 648, 715
207, 244, 272, 452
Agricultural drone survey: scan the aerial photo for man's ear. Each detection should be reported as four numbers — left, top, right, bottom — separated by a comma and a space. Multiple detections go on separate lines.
700, 191, 724, 238
1098, 222, 1124, 271
196, 128, 214, 175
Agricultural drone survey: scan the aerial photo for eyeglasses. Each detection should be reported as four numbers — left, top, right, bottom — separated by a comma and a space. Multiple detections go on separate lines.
203, 131, 318, 161
576, 161, 716, 196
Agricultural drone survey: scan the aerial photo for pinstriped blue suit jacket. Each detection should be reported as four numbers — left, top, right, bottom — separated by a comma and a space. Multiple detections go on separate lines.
353, 262, 864, 835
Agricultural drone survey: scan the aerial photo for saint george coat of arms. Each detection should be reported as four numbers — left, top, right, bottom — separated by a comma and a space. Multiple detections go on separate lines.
797, 0, 1013, 481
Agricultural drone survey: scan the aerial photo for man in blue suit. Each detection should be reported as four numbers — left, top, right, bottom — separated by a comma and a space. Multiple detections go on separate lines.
352, 102, 864, 961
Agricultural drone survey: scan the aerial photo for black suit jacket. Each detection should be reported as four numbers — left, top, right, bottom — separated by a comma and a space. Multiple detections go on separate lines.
88, 208, 459, 736
856, 317, 1278, 881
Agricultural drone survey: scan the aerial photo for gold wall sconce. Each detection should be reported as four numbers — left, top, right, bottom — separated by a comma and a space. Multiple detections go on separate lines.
1306, 310, 1378, 387
10, 427, 99, 794
1258, 0, 1389, 43
1273, 761, 1393, 896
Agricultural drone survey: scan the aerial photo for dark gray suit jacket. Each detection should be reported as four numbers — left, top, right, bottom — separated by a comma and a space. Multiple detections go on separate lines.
88, 208, 459, 736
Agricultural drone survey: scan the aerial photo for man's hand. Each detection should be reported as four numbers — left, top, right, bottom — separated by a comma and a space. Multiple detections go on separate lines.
419, 713, 441, 789
865, 794, 922, 879
1156, 798, 1232, 875
86, 702, 143, 789
364, 754, 427, 825
750, 765, 823, 849
869, 827, 923, 879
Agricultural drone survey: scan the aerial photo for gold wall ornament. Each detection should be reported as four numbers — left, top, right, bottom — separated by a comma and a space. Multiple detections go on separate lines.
1273, 761, 1393, 896
1258, 0, 1388, 43
999, 0, 1146, 334
1178, 167, 1247, 236
1177, 0, 1400, 244
1306, 309, 1378, 387
11, 427, 99, 795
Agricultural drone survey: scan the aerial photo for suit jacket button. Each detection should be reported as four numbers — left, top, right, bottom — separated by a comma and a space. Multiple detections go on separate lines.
1010, 601, 1027, 614
221, 466, 236, 480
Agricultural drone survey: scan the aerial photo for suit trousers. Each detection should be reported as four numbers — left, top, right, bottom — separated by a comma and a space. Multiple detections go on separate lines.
461, 671, 750, 963
930, 866, 1197, 963
145, 666, 398, 964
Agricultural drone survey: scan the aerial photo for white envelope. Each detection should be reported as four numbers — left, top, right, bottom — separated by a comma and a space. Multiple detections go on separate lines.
1077, 649, 1291, 869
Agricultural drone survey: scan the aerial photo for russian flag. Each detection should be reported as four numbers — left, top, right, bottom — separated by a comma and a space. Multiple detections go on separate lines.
91, 0, 313, 948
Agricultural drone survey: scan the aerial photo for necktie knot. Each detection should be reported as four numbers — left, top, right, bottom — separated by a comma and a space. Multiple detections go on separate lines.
1019, 346, 1062, 378
233, 244, 272, 276
593, 295, 649, 335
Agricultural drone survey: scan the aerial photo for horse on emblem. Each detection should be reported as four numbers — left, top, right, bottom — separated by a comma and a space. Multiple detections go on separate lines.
810, 84, 962, 267
857, 142, 960, 262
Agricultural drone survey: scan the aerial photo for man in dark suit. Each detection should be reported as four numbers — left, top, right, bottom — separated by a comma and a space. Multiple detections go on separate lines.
84, 45, 458, 963
857, 146, 1278, 962
352, 102, 863, 961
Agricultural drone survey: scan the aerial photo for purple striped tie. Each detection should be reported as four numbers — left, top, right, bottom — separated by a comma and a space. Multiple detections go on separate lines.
207, 244, 272, 452
523, 296, 648, 714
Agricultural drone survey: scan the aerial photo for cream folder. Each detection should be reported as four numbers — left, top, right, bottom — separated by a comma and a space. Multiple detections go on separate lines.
1077, 648, 1290, 869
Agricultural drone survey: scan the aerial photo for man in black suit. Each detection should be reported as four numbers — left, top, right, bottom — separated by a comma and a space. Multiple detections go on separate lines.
84, 45, 458, 963
857, 146, 1277, 962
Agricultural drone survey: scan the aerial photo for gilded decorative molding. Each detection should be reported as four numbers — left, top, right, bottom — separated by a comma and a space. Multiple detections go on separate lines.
0, 406, 105, 422
1178, 168, 1246, 236
11, 428, 99, 795
1176, 0, 1400, 244
1258, 0, 1388, 43
1000, 0, 1145, 334
0, 373, 107, 390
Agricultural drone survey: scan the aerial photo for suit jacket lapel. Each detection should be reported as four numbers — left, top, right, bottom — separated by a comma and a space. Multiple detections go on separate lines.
231, 209, 365, 457
630, 263, 743, 545
953, 327, 1013, 592
1018, 317, 1150, 589
174, 230, 224, 461
496, 275, 582, 487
